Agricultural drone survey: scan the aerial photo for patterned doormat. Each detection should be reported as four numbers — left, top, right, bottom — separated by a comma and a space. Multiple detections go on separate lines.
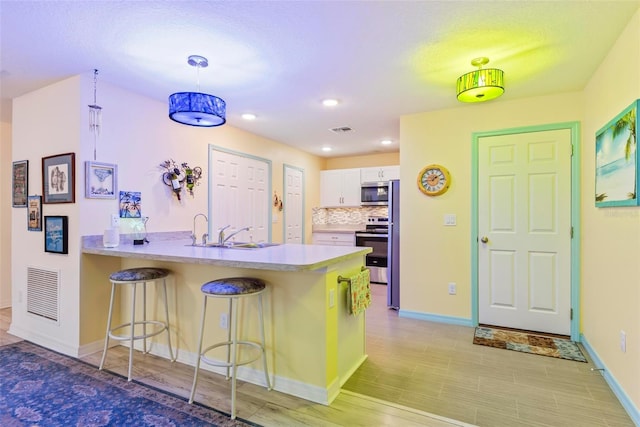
473, 326, 587, 362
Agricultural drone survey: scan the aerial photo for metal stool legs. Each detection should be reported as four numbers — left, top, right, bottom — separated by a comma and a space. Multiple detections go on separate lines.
189, 289, 271, 420
99, 276, 174, 381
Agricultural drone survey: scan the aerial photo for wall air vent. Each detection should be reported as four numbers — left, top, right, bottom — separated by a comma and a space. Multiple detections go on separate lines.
27, 266, 60, 322
330, 126, 353, 133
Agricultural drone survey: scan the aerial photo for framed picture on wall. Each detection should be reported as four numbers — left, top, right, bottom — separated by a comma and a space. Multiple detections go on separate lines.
42, 152, 75, 204
27, 195, 42, 231
12, 160, 28, 207
44, 215, 68, 254
595, 99, 639, 207
85, 161, 117, 199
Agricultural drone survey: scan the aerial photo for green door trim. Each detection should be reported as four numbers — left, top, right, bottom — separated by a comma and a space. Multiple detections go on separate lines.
470, 121, 581, 341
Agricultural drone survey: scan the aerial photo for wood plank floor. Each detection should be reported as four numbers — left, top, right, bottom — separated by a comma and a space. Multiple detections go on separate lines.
1, 284, 634, 426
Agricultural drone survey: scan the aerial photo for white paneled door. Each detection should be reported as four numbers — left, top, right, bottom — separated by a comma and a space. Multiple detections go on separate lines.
209, 148, 269, 243
478, 129, 572, 335
284, 165, 303, 243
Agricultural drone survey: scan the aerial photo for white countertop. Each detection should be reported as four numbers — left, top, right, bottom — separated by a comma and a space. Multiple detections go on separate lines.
82, 236, 371, 272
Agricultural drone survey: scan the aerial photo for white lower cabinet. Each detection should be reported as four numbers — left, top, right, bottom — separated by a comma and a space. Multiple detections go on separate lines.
312, 232, 355, 246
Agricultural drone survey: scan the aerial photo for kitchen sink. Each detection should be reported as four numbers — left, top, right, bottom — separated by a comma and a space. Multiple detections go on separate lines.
189, 242, 280, 249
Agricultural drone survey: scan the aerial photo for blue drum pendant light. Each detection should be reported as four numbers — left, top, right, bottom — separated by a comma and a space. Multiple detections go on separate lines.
456, 57, 504, 103
169, 55, 226, 127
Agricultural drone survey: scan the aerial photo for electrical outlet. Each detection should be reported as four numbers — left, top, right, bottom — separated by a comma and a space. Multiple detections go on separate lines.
444, 214, 457, 226
220, 313, 228, 329
448, 282, 457, 295
620, 330, 626, 353
111, 214, 120, 228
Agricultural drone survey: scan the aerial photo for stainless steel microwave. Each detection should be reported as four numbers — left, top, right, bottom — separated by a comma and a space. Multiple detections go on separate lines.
361, 182, 389, 206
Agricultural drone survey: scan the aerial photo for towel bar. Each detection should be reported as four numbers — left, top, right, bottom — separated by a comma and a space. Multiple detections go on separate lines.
337, 266, 368, 284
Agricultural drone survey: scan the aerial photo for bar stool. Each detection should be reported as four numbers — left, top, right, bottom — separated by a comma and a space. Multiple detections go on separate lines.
99, 267, 175, 381
189, 277, 271, 420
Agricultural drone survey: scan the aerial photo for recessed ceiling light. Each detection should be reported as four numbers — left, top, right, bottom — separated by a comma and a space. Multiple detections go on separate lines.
322, 146, 332, 152
322, 99, 339, 107
380, 139, 393, 145
242, 113, 256, 120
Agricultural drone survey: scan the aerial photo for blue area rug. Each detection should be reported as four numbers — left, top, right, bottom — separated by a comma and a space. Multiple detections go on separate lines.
0, 341, 258, 426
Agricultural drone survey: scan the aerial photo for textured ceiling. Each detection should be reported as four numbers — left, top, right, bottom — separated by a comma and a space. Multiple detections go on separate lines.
1, 1, 639, 157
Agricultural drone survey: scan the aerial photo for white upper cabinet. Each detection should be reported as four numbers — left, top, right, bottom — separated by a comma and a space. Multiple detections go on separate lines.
360, 165, 400, 183
320, 169, 361, 207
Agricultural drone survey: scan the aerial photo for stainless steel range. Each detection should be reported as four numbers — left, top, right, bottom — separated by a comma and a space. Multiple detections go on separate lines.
355, 217, 389, 284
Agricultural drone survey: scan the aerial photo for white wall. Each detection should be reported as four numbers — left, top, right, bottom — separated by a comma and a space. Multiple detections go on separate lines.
11, 76, 83, 353
0, 121, 12, 308
10, 72, 324, 355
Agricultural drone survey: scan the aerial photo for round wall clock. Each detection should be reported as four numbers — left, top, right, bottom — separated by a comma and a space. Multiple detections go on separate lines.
417, 164, 451, 196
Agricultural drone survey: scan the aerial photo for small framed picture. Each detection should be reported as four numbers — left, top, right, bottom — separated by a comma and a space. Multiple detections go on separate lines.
12, 160, 28, 207
85, 161, 117, 199
42, 152, 75, 204
27, 195, 42, 231
119, 191, 142, 218
44, 215, 68, 254
595, 99, 639, 207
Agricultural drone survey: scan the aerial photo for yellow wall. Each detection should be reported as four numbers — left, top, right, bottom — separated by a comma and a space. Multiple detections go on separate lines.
325, 152, 399, 170
400, 92, 583, 318
581, 9, 640, 409
0, 121, 11, 308
400, 8, 640, 414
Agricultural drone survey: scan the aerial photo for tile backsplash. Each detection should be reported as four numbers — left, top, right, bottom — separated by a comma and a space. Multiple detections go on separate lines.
312, 207, 388, 225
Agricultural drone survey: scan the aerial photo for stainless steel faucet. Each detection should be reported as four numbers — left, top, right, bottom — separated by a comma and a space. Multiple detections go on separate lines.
220, 225, 252, 246
192, 213, 208, 245
217, 225, 231, 245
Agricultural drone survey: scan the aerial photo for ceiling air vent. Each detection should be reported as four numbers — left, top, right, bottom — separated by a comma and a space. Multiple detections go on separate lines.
330, 126, 353, 134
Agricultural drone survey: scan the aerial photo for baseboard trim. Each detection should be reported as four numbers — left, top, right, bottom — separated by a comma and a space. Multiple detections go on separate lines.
580, 334, 640, 426
398, 309, 474, 327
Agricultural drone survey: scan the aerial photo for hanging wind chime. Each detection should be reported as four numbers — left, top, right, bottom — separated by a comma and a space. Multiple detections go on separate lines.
88, 69, 102, 160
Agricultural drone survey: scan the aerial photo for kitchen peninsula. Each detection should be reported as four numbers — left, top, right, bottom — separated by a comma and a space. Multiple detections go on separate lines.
81, 232, 372, 405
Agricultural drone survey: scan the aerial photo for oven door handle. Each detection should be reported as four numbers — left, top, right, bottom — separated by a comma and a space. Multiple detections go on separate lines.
355, 233, 388, 238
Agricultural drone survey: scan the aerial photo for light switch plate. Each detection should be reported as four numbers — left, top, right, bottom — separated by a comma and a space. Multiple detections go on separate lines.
444, 214, 457, 226
111, 214, 120, 227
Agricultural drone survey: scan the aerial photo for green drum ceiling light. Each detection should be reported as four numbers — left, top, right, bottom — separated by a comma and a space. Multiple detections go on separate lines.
456, 57, 504, 103
169, 55, 226, 127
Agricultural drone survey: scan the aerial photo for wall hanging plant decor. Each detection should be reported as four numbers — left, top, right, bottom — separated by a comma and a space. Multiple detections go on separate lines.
160, 159, 202, 200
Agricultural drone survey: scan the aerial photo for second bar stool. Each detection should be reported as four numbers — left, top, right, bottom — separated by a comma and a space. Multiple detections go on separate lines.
99, 267, 175, 381
189, 277, 271, 420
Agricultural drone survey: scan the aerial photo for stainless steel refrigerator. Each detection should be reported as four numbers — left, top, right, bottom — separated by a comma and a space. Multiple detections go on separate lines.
387, 179, 400, 309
